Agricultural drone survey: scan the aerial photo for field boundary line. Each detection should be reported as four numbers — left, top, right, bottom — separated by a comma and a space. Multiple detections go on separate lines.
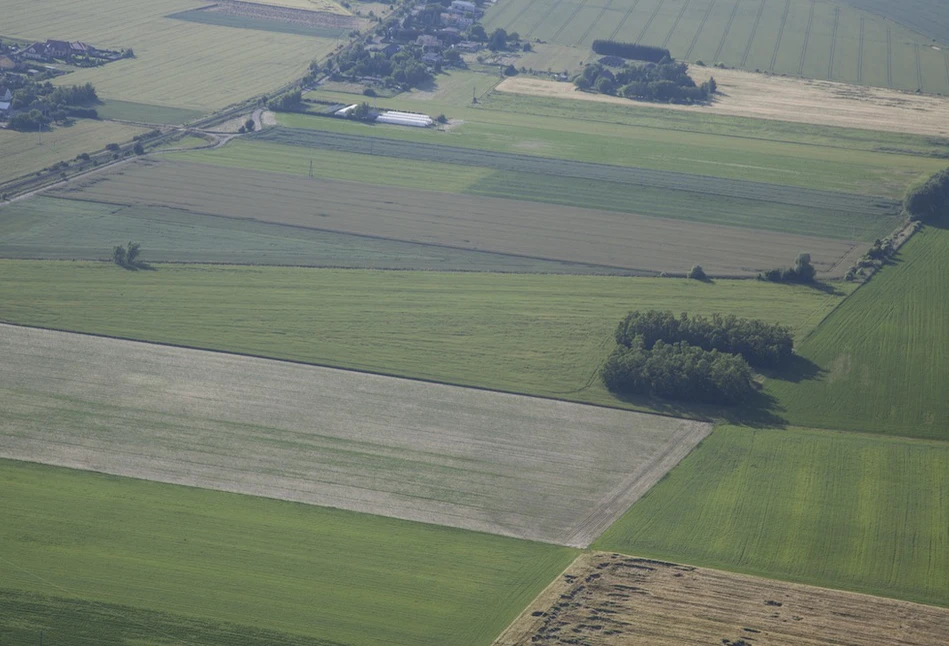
827, 6, 839, 80
685, 0, 716, 60
741, 0, 765, 67
886, 25, 892, 87
770, 0, 791, 72
493, 555, 585, 645
551, 0, 586, 42
636, 0, 665, 44
579, 0, 617, 45
857, 17, 865, 83
663, 0, 692, 49
0, 320, 715, 424
714, 0, 741, 63
798, 0, 815, 76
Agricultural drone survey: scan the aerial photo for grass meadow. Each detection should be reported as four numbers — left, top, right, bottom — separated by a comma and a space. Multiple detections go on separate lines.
593, 425, 949, 607
0, 261, 850, 416
0, 459, 577, 645
0, 120, 145, 186
1, 0, 338, 113
482, 0, 949, 93
768, 219, 949, 440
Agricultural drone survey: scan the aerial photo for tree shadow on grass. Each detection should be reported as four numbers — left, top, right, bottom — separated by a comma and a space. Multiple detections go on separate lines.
608, 386, 787, 428
761, 354, 823, 384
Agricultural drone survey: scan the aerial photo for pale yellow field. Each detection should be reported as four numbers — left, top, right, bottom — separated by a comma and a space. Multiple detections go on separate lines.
1, 0, 339, 112
252, 0, 350, 15
0, 120, 146, 186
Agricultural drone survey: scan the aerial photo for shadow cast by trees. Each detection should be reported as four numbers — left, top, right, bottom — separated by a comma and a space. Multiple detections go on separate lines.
112, 241, 155, 271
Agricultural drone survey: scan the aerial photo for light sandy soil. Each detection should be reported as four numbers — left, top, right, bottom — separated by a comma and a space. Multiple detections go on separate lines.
0, 324, 711, 547
495, 552, 949, 645
497, 68, 949, 138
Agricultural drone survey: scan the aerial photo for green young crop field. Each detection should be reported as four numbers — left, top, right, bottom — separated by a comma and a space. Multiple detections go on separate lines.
593, 425, 949, 607
279, 109, 946, 199
768, 219, 949, 440
0, 120, 146, 187
43, 158, 861, 276
0, 459, 577, 645
482, 0, 949, 93
1, 0, 338, 113
0, 260, 850, 416
842, 0, 949, 45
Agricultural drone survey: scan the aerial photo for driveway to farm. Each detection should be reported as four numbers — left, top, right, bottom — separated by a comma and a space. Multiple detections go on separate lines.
0, 324, 711, 547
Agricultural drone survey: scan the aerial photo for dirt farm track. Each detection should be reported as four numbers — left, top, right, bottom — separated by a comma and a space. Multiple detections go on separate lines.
498, 68, 949, 138
0, 324, 711, 547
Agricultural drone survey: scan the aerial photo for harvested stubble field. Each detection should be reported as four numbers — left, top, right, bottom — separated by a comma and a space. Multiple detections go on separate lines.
0, 261, 851, 415
768, 217, 949, 439
495, 552, 949, 645
483, 0, 949, 92
593, 426, 949, 607
1, 0, 338, 112
497, 67, 949, 139
50, 158, 861, 276
0, 460, 577, 645
0, 323, 711, 547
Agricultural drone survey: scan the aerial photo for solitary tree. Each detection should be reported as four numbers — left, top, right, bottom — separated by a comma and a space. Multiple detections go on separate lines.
793, 253, 816, 283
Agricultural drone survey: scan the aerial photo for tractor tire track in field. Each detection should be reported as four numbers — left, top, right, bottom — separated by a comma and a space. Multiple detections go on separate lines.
504, 0, 542, 35
552, 0, 586, 42
915, 44, 924, 90
714, 0, 741, 63
663, 0, 691, 49
251, 129, 900, 216
799, 0, 814, 76
526, 0, 566, 38
827, 7, 839, 80
886, 25, 893, 87
579, 0, 616, 45
636, 0, 665, 44
608, 0, 641, 41
686, 0, 716, 60
857, 17, 865, 83
741, 0, 765, 67
770, 0, 791, 72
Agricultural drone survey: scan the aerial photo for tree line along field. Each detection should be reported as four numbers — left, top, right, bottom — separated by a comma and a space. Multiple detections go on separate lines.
767, 217, 949, 440
497, 552, 949, 644
277, 108, 948, 199
44, 158, 862, 277
482, 0, 949, 93
0, 459, 577, 645
0, 323, 711, 548
0, 260, 850, 416
0, 0, 340, 116
593, 426, 949, 608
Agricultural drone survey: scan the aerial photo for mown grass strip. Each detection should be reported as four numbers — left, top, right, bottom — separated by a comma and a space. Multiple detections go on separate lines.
0, 459, 577, 645
593, 425, 949, 607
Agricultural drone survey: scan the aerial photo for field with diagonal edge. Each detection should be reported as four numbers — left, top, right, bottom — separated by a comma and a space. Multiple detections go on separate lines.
593, 425, 949, 607
0, 261, 850, 416
0, 459, 577, 646
0, 323, 711, 547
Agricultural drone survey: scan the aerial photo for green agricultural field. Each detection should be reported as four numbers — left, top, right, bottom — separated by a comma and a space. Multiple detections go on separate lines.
768, 219, 949, 440
95, 99, 205, 125
0, 261, 850, 416
0, 459, 577, 645
593, 425, 949, 607
844, 0, 949, 46
279, 107, 946, 198
1, 0, 339, 112
483, 0, 949, 93
0, 120, 145, 187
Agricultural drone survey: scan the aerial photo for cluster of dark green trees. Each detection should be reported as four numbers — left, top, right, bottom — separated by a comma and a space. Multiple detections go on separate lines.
575, 59, 716, 104
591, 40, 670, 63
614, 310, 794, 368
331, 44, 436, 89
758, 253, 817, 284
267, 90, 304, 113
111, 242, 143, 269
602, 310, 795, 405
5, 80, 99, 131
903, 166, 949, 222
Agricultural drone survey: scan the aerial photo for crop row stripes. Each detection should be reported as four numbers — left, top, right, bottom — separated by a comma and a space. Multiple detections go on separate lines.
663, 0, 692, 49
827, 6, 839, 80
636, 0, 666, 45
608, 0, 641, 41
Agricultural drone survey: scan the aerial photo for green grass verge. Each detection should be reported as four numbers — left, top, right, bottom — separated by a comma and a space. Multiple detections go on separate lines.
0, 459, 576, 645
593, 425, 949, 607
96, 99, 205, 125
0, 261, 850, 417
767, 219, 949, 440
278, 107, 943, 198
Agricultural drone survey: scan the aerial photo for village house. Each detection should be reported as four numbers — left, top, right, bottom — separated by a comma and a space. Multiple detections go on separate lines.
416, 35, 442, 51
450, 0, 478, 14
18, 42, 49, 61
0, 86, 12, 102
